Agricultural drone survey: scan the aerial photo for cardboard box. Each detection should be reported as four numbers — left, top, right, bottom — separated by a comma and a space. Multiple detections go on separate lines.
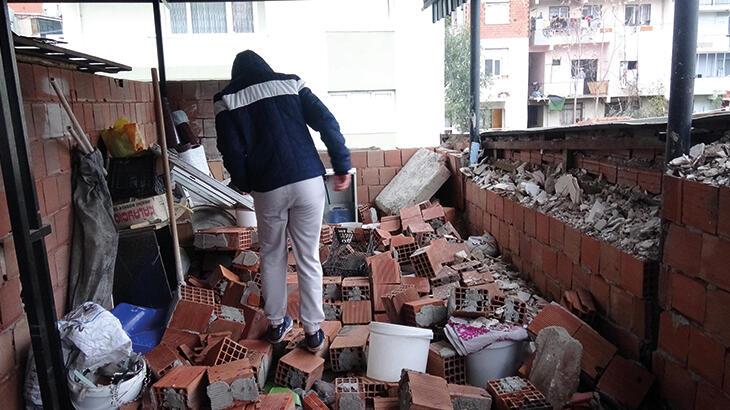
113, 194, 168, 229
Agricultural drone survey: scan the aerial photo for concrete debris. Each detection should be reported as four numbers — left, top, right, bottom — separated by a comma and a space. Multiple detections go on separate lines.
375, 148, 451, 214
465, 159, 661, 259
667, 136, 730, 186
466, 233, 499, 259
529, 326, 582, 409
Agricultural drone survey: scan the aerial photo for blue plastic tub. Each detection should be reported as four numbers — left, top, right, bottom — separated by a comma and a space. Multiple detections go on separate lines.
111, 303, 168, 353
130, 329, 165, 354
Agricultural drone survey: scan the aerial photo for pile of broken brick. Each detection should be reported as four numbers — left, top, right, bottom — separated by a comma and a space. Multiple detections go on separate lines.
463, 158, 662, 260
136, 194, 656, 409
667, 136, 730, 186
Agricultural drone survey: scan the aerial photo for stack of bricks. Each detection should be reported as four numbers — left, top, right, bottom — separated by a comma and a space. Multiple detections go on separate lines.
461, 172, 659, 362
166, 80, 229, 180
0, 61, 161, 405
653, 174, 730, 409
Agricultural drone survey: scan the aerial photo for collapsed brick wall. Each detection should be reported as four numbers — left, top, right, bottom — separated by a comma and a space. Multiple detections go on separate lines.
0, 62, 157, 407
456, 148, 661, 364
653, 176, 730, 409
502, 149, 663, 194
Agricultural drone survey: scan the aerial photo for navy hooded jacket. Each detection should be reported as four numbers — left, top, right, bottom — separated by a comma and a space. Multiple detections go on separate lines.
214, 51, 351, 193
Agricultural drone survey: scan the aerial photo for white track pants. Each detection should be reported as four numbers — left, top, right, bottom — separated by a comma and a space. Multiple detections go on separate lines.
252, 176, 326, 334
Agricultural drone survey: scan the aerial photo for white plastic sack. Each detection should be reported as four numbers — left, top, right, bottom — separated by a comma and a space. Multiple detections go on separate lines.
59, 302, 132, 371
24, 303, 133, 408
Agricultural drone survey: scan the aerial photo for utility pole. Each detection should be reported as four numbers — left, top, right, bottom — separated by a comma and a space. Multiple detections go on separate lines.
665, 0, 699, 162
469, 0, 481, 165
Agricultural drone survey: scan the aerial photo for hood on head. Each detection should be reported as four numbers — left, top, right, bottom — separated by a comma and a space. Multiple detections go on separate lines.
231, 50, 273, 79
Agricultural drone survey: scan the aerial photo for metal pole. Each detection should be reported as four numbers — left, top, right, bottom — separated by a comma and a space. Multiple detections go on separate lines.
665, 0, 699, 163
0, 1, 71, 408
152, 0, 167, 95
469, 0, 480, 165
152, 68, 184, 284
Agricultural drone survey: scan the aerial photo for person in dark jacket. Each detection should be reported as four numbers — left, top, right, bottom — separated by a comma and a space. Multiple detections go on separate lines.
215, 50, 351, 351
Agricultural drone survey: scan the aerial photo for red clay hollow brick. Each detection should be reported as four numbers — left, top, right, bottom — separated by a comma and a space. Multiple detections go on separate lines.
688, 326, 726, 387
152, 366, 208, 409
597, 356, 654, 409
275, 348, 325, 391
427, 340, 467, 385
700, 234, 730, 292
662, 175, 683, 223
670, 272, 706, 323
535, 212, 550, 245
399, 370, 452, 410
719, 186, 730, 238
663, 224, 702, 276
572, 324, 617, 381
367, 150, 385, 167
658, 310, 690, 364
705, 288, 730, 346
682, 179, 719, 234
581, 234, 600, 275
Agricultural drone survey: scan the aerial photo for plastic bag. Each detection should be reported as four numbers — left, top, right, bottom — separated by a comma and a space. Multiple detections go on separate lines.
101, 118, 147, 158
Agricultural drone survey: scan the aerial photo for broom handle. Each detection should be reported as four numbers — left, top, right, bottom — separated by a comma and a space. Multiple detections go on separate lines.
151, 68, 184, 284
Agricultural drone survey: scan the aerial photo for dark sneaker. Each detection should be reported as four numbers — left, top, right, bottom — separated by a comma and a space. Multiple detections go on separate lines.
305, 329, 325, 352
266, 316, 293, 344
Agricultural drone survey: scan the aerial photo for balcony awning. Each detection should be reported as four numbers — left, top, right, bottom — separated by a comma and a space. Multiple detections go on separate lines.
423, 0, 466, 22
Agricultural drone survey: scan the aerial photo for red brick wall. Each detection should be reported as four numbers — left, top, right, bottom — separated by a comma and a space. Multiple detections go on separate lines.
460, 170, 659, 363
653, 176, 730, 409
166, 80, 226, 173
476, 0, 530, 39
0, 62, 157, 408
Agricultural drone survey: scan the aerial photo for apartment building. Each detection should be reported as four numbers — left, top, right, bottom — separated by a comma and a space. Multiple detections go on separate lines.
59, 0, 445, 149
694, 0, 730, 112
527, 0, 674, 127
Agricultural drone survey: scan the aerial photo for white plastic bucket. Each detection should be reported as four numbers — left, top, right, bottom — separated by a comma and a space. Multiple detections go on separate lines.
69, 359, 147, 410
235, 208, 257, 227
366, 322, 433, 382
466, 340, 526, 386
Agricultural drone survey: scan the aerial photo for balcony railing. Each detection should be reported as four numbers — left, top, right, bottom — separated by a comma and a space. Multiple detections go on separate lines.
700, 0, 730, 5
530, 80, 609, 98
530, 16, 610, 46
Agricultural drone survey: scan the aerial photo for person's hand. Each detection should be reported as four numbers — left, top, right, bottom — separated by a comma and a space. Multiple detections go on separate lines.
333, 174, 351, 192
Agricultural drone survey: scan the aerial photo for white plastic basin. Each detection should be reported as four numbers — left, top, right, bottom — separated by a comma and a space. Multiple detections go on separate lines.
366, 322, 433, 382
466, 340, 527, 386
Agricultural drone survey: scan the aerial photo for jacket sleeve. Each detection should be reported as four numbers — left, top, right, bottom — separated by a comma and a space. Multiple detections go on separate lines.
299, 86, 351, 175
215, 101, 250, 192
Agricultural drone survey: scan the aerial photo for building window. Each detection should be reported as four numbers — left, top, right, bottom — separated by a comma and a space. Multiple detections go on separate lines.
485, 59, 501, 77
696, 52, 730, 78
621, 60, 638, 70
552, 58, 561, 66
549, 6, 569, 20
699, 0, 730, 5
484, 0, 510, 25
581, 5, 602, 27
169, 3, 188, 33
232, 2, 254, 33
168, 2, 255, 34
191, 2, 227, 33
625, 4, 651, 26
561, 103, 584, 125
